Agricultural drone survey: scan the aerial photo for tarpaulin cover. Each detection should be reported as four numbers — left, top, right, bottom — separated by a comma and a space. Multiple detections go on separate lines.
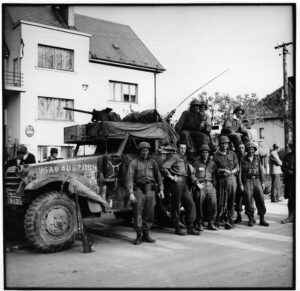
86, 120, 178, 145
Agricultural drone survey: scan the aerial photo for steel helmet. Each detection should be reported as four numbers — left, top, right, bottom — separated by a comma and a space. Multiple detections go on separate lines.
198, 144, 211, 152
245, 141, 257, 151
137, 141, 151, 150
233, 106, 245, 115
219, 136, 230, 144
190, 99, 201, 107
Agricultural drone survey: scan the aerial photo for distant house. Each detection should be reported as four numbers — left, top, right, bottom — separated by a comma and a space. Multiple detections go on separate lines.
251, 76, 294, 151
3, 5, 165, 161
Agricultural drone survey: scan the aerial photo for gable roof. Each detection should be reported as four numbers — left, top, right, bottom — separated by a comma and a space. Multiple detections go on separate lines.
5, 5, 165, 72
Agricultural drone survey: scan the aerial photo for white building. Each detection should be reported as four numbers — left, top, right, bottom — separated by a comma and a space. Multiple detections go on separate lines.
4, 5, 165, 161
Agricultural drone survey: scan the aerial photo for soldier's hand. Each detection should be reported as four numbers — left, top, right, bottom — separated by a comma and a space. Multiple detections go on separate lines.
197, 183, 204, 190
240, 184, 244, 192
174, 175, 182, 183
129, 193, 137, 204
261, 183, 265, 190
159, 190, 165, 200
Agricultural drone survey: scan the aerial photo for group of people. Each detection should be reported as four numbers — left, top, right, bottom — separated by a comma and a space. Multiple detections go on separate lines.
127, 100, 294, 245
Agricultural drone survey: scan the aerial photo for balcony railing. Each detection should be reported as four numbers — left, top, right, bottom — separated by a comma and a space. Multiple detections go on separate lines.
4, 71, 24, 88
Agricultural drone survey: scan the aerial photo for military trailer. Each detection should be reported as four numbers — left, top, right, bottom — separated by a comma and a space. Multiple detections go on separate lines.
4, 120, 178, 253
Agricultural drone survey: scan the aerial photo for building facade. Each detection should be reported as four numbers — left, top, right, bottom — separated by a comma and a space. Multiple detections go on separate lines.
4, 5, 165, 162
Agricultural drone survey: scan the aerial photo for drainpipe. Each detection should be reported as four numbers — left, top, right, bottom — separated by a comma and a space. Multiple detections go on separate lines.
154, 72, 157, 110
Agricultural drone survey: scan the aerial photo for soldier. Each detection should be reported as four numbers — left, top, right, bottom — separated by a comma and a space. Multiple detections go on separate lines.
234, 143, 246, 224
20, 145, 36, 164
127, 141, 164, 245
175, 100, 212, 152
281, 141, 295, 224
190, 144, 217, 231
240, 142, 269, 227
5, 149, 26, 170
222, 106, 249, 150
214, 136, 239, 229
269, 144, 283, 202
162, 140, 199, 235
46, 148, 59, 161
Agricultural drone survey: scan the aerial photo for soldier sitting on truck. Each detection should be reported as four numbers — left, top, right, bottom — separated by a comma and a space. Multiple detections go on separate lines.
221, 106, 249, 150
127, 141, 164, 245
175, 100, 212, 152
46, 148, 59, 161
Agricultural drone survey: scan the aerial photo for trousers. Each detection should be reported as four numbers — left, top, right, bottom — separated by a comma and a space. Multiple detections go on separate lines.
271, 174, 281, 202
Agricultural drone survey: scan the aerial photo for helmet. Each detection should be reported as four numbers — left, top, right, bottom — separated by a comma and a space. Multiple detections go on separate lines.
233, 106, 245, 115
219, 136, 230, 144
199, 100, 208, 110
245, 141, 257, 151
198, 144, 211, 152
190, 99, 201, 107
137, 141, 151, 150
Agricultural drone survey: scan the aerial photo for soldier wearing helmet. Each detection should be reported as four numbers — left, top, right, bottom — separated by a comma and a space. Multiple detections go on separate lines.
190, 144, 218, 231
214, 135, 239, 229
162, 140, 199, 236
127, 141, 164, 245
239, 141, 269, 227
175, 99, 212, 152
221, 105, 249, 150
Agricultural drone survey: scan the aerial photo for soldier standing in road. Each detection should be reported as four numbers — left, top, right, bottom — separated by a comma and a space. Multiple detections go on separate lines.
190, 144, 218, 231
175, 100, 212, 152
162, 140, 200, 236
269, 144, 283, 202
239, 142, 269, 227
281, 141, 295, 224
222, 106, 249, 150
127, 142, 164, 245
214, 136, 239, 229
46, 148, 59, 161
234, 143, 246, 224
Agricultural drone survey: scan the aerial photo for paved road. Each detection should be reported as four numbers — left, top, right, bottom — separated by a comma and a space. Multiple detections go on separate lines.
5, 198, 294, 289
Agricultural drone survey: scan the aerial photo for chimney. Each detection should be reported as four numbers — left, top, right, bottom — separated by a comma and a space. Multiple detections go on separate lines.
54, 5, 75, 29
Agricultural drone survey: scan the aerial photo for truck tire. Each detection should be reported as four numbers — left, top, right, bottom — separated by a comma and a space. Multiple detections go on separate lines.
24, 191, 77, 253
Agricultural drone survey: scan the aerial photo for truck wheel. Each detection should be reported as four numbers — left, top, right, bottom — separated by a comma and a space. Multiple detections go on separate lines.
24, 191, 77, 253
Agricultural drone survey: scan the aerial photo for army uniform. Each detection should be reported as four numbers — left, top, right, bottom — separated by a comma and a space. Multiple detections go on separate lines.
127, 142, 163, 244
175, 100, 212, 151
190, 145, 217, 231
240, 142, 269, 227
214, 136, 239, 228
162, 151, 198, 235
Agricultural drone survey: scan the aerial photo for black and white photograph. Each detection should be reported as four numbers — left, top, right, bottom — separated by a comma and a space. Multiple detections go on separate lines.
2, 2, 295, 289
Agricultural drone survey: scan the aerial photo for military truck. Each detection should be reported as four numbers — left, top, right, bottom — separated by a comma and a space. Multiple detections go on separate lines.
4, 119, 178, 253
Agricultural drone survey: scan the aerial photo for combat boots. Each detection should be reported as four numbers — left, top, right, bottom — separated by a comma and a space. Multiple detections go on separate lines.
234, 212, 242, 224
248, 216, 254, 227
175, 222, 187, 236
187, 223, 200, 235
133, 229, 143, 245
194, 220, 203, 232
207, 221, 217, 231
259, 216, 269, 227
142, 230, 156, 243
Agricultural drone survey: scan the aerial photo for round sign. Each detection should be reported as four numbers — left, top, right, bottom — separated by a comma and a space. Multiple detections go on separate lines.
25, 125, 35, 137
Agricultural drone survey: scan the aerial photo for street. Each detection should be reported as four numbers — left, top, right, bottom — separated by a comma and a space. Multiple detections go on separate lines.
5, 198, 294, 289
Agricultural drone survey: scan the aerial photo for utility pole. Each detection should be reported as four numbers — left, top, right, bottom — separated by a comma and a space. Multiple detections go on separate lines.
274, 42, 292, 152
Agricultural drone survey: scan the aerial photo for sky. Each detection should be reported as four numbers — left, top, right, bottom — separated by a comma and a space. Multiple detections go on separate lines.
75, 4, 294, 118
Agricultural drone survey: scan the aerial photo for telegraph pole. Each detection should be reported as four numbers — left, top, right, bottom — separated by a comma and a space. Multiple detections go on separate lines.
274, 42, 292, 152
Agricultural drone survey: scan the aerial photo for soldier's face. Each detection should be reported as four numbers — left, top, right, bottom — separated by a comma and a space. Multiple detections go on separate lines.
201, 150, 209, 161
191, 106, 200, 113
200, 106, 206, 112
220, 142, 228, 151
140, 148, 149, 159
178, 144, 187, 155
247, 147, 255, 155
238, 145, 245, 155
235, 110, 243, 118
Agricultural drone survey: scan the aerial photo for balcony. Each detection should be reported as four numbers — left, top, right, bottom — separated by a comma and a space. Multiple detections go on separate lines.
4, 71, 24, 91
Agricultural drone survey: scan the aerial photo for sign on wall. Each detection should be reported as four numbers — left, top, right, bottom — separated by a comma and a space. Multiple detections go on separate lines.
25, 125, 35, 137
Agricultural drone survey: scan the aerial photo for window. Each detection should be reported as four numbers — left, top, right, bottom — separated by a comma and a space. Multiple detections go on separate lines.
38, 96, 74, 121
109, 81, 138, 103
259, 128, 264, 138
38, 45, 74, 71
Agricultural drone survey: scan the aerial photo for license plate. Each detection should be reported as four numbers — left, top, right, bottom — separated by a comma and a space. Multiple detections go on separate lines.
7, 197, 22, 205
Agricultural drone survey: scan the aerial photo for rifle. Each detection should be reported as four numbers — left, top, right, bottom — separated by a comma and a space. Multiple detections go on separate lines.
165, 68, 230, 122
74, 191, 94, 253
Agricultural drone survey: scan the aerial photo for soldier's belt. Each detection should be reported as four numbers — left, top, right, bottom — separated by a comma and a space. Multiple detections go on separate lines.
245, 175, 258, 179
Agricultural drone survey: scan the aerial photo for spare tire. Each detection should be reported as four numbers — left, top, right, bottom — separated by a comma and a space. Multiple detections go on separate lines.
24, 191, 77, 253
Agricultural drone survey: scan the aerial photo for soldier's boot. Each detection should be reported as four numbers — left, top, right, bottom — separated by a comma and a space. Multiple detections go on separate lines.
234, 212, 242, 224
248, 215, 254, 227
194, 220, 203, 232
187, 223, 200, 235
228, 218, 235, 228
142, 230, 156, 243
133, 229, 143, 245
259, 216, 269, 227
207, 221, 217, 231
175, 222, 187, 236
